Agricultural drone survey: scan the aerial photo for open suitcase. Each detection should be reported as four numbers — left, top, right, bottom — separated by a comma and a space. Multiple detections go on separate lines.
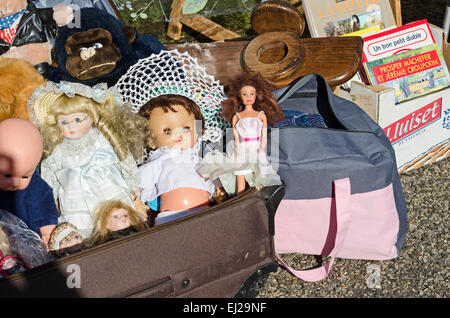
0, 185, 284, 298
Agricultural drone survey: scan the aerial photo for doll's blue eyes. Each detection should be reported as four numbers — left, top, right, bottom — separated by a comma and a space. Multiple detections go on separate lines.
59, 115, 89, 127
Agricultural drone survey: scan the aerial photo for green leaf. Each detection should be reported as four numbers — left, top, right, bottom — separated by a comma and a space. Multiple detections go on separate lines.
183, 0, 208, 14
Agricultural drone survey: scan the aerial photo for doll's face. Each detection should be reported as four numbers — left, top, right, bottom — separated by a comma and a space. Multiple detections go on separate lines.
147, 105, 197, 150
0, 166, 34, 191
106, 208, 131, 232
59, 232, 83, 254
57, 113, 93, 140
240, 86, 257, 107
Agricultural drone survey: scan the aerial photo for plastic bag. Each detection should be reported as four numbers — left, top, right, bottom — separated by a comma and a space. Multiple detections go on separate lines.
0, 209, 54, 277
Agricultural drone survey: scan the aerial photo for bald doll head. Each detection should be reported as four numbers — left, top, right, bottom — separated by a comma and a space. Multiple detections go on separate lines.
0, 119, 43, 191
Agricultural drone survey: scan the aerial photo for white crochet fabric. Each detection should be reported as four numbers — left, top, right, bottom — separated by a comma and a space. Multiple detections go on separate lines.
114, 49, 228, 143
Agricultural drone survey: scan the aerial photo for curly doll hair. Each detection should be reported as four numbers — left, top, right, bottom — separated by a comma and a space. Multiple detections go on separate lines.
138, 94, 205, 145
39, 94, 149, 161
221, 73, 285, 126
84, 200, 148, 248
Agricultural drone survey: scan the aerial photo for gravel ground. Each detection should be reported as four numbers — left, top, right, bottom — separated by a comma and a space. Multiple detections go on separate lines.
254, 157, 449, 298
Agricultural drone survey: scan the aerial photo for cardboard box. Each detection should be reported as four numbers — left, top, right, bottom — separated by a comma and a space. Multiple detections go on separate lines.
338, 25, 450, 173
341, 82, 449, 174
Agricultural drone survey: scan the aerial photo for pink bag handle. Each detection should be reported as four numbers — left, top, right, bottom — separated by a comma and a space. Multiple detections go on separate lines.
276, 178, 352, 282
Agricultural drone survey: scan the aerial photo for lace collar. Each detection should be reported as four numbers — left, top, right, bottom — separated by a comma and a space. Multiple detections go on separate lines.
57, 128, 103, 156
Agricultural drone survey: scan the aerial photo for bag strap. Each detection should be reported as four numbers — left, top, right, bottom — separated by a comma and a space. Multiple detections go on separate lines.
276, 178, 352, 282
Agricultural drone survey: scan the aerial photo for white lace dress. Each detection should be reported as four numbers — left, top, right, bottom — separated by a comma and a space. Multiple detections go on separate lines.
40, 128, 139, 238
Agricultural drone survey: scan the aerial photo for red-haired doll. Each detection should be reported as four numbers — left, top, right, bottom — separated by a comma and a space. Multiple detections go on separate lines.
198, 73, 284, 194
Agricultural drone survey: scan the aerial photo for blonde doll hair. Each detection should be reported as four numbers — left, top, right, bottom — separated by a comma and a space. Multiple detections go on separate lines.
39, 94, 149, 161
85, 200, 148, 248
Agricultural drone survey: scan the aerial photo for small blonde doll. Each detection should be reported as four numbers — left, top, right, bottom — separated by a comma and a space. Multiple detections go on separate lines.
27, 81, 149, 239
84, 200, 148, 248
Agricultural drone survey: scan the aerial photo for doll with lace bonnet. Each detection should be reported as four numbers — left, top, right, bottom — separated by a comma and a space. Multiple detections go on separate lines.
84, 200, 148, 248
27, 81, 149, 239
48, 222, 83, 256
114, 50, 231, 225
138, 94, 220, 225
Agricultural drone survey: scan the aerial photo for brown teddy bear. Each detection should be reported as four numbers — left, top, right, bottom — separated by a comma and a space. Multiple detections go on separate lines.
0, 57, 45, 121
0, 0, 73, 76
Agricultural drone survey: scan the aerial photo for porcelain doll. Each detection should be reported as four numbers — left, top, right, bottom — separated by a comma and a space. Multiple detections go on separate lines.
27, 81, 149, 239
84, 200, 148, 247
48, 222, 84, 256
138, 94, 217, 226
198, 73, 285, 194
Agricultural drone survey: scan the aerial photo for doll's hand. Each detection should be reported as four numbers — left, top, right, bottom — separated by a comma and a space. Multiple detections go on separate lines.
258, 147, 265, 153
40, 224, 56, 248
131, 191, 149, 219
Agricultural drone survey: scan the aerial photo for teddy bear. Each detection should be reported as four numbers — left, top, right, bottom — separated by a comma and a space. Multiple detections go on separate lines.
49, 7, 165, 87
0, 0, 73, 76
0, 57, 45, 122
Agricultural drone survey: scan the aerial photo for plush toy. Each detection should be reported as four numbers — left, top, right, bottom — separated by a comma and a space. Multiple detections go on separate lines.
49, 7, 165, 87
27, 81, 149, 239
48, 222, 83, 256
0, 0, 73, 76
0, 209, 53, 278
0, 118, 60, 247
84, 200, 148, 248
0, 57, 45, 122
197, 73, 284, 195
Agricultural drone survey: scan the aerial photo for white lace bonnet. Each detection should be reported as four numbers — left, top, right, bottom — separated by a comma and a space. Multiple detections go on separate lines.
114, 49, 228, 143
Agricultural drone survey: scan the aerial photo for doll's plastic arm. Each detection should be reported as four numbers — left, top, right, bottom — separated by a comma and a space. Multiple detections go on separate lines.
131, 192, 149, 219
40, 224, 56, 248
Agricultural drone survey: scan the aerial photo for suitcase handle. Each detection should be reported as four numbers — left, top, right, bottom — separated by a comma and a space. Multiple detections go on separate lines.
275, 178, 352, 282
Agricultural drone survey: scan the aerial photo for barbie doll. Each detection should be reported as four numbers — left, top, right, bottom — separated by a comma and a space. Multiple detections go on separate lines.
27, 81, 149, 238
198, 73, 285, 194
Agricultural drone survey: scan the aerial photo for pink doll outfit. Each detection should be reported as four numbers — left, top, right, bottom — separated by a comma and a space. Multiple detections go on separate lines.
197, 111, 282, 195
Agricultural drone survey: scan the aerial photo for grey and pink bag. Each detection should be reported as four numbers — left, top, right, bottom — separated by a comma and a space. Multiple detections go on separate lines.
270, 74, 408, 282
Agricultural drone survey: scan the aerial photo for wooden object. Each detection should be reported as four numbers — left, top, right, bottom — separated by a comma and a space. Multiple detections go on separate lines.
167, 36, 363, 89
179, 15, 240, 41
167, 0, 185, 40
167, 0, 240, 41
251, 1, 305, 36
241, 31, 305, 83
389, 0, 402, 27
